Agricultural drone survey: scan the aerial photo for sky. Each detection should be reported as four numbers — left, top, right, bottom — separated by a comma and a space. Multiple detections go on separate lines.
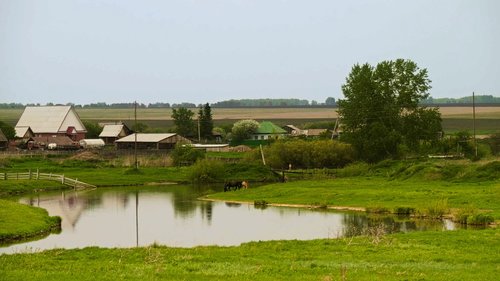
0, 0, 499, 105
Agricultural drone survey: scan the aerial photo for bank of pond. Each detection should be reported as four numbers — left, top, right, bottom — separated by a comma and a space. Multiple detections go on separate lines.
0, 180, 496, 253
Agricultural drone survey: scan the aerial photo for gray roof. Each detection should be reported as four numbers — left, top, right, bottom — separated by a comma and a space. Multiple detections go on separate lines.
99, 124, 125, 138
15, 106, 86, 134
115, 133, 177, 143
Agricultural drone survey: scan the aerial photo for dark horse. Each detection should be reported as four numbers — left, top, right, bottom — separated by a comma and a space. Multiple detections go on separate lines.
224, 180, 248, 192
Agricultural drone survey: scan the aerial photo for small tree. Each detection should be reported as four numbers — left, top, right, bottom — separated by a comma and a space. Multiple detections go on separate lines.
198, 103, 214, 141
171, 143, 205, 166
231, 119, 259, 141
0, 121, 15, 140
172, 107, 195, 137
82, 120, 102, 138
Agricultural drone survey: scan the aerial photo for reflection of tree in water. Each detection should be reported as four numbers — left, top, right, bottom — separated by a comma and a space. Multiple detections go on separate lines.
342, 213, 455, 237
171, 184, 215, 220
200, 201, 213, 224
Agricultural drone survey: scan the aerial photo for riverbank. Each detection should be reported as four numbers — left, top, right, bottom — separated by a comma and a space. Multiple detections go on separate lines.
0, 199, 61, 243
0, 229, 498, 280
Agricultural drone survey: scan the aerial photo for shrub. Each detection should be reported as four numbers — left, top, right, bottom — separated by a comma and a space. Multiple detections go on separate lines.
171, 144, 205, 166
262, 139, 355, 169
366, 206, 390, 214
425, 198, 449, 219
188, 159, 226, 183
393, 206, 415, 215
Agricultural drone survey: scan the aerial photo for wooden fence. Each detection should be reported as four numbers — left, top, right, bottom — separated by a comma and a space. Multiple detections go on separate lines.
0, 170, 96, 189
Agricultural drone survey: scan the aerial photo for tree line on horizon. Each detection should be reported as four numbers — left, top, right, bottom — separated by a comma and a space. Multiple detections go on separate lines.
1, 95, 498, 109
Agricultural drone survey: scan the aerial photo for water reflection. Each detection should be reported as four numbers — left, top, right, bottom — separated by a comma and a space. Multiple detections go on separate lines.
0, 185, 461, 254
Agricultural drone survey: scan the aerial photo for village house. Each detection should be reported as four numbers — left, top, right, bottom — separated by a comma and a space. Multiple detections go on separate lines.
99, 123, 132, 145
250, 121, 287, 141
14, 126, 34, 139
15, 106, 87, 141
114, 133, 191, 150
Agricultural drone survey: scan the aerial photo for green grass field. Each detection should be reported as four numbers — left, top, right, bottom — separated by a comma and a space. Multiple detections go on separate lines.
0, 229, 498, 280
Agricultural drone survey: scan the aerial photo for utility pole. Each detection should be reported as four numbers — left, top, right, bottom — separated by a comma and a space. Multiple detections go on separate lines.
197, 118, 201, 143
134, 101, 138, 169
472, 92, 477, 157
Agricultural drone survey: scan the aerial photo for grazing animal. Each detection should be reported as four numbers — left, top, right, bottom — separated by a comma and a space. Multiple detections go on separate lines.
224, 180, 247, 192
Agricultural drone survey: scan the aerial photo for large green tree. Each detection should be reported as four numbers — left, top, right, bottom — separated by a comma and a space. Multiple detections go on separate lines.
198, 103, 214, 141
172, 107, 195, 137
338, 59, 442, 162
231, 119, 259, 141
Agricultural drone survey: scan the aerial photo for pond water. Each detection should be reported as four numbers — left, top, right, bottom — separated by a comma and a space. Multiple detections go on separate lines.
0, 185, 460, 254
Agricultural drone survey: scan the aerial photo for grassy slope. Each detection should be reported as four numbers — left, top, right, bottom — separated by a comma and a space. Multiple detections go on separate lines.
0, 229, 499, 281
207, 178, 500, 218
0, 199, 60, 242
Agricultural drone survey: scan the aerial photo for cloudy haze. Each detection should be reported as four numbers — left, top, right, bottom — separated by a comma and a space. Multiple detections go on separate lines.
0, 0, 499, 105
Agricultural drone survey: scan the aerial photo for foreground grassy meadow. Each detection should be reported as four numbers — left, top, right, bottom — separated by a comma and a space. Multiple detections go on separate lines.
0, 229, 499, 281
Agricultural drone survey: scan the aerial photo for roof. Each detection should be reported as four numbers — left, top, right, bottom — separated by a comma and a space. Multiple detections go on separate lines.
15, 127, 33, 138
305, 129, 329, 136
15, 106, 86, 134
0, 128, 7, 142
115, 133, 177, 143
79, 139, 105, 146
33, 136, 75, 146
99, 124, 126, 138
255, 121, 287, 134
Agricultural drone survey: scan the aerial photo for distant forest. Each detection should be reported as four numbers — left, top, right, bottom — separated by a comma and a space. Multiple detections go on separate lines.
0, 95, 498, 109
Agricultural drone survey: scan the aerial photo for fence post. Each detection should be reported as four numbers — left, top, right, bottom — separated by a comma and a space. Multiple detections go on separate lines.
3, 173, 6, 180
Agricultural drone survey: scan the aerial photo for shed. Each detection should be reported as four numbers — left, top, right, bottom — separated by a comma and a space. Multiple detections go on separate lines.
15, 106, 87, 141
115, 133, 191, 150
33, 136, 79, 150
79, 139, 105, 149
282, 125, 303, 136
99, 123, 132, 144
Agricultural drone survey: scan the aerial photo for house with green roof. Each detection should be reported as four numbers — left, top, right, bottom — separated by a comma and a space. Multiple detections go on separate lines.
250, 121, 287, 141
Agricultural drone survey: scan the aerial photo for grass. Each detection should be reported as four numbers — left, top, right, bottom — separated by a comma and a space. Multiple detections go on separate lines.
0, 199, 61, 243
0, 229, 498, 280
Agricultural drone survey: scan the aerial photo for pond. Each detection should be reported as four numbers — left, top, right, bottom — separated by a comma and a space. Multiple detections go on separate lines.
0, 184, 460, 254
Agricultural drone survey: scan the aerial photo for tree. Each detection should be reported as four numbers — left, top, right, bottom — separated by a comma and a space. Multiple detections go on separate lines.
0, 121, 15, 140
325, 97, 336, 106
231, 119, 259, 141
338, 59, 442, 162
198, 103, 214, 141
82, 120, 102, 138
172, 107, 195, 137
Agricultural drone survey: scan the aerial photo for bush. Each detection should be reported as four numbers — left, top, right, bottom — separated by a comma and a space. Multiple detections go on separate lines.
188, 159, 226, 183
262, 139, 355, 169
393, 207, 415, 215
171, 144, 205, 166
425, 198, 449, 219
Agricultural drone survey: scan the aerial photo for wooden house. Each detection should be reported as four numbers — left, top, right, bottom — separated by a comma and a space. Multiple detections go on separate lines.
15, 106, 87, 141
115, 133, 191, 150
15, 126, 35, 139
250, 121, 287, 140
99, 123, 132, 144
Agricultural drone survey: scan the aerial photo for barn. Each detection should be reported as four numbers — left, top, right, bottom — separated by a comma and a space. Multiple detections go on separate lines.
114, 133, 191, 150
15, 106, 87, 141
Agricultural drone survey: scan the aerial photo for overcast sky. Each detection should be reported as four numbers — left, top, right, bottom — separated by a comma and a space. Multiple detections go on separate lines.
0, 0, 499, 105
